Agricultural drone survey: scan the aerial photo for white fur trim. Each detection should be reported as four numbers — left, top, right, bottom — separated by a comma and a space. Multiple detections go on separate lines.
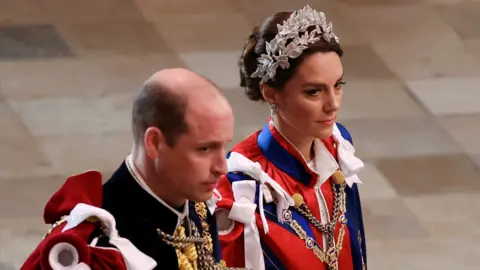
89, 237, 99, 247
62, 203, 157, 270
49, 242, 85, 270
73, 263, 91, 270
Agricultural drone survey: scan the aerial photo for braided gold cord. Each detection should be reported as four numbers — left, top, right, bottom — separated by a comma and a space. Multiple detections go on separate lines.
171, 224, 199, 270
158, 202, 248, 270
184, 241, 198, 263
177, 249, 194, 270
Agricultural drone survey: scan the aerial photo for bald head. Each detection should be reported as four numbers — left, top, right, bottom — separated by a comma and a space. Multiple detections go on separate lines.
132, 68, 230, 146
146, 68, 219, 96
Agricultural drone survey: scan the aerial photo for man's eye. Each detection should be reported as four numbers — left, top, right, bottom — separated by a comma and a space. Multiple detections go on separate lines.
199, 147, 210, 152
334, 81, 346, 90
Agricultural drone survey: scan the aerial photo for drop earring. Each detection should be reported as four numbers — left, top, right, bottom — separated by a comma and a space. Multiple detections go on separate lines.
270, 103, 278, 114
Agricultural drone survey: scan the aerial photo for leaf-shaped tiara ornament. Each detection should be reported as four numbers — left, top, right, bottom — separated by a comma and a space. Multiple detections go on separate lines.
250, 5, 339, 84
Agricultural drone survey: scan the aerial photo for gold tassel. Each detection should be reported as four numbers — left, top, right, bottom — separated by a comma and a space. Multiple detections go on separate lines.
175, 225, 198, 270
184, 243, 198, 265
177, 249, 194, 270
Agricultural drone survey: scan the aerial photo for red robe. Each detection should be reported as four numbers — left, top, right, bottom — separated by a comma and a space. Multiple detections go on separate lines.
216, 122, 367, 270
21, 170, 156, 270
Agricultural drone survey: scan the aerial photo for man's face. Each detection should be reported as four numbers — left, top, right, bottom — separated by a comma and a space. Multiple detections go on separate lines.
154, 98, 234, 203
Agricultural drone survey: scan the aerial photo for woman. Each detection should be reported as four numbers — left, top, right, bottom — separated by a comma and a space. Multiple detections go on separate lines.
215, 5, 367, 270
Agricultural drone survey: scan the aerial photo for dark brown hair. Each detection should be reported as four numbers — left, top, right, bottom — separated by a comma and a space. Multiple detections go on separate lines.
131, 81, 188, 147
239, 11, 344, 101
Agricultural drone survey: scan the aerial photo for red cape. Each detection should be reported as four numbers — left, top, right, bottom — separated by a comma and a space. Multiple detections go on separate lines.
21, 171, 127, 270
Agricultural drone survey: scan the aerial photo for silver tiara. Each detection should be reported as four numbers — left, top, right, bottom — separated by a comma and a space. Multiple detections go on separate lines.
251, 5, 339, 84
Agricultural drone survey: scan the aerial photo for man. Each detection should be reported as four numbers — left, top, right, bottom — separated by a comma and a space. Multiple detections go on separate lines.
22, 68, 235, 270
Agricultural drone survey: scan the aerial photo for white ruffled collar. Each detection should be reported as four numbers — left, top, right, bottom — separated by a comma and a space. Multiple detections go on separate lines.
271, 121, 364, 187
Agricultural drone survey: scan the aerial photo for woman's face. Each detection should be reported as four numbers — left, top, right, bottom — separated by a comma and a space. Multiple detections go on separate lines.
272, 51, 344, 139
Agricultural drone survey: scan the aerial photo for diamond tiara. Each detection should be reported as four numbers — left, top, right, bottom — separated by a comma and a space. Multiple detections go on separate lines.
250, 5, 339, 84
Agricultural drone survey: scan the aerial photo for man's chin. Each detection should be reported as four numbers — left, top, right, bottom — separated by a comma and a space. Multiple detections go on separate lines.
190, 191, 214, 203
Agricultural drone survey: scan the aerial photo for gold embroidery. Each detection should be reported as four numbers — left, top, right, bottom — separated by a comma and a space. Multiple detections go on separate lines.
358, 230, 366, 270
194, 202, 213, 253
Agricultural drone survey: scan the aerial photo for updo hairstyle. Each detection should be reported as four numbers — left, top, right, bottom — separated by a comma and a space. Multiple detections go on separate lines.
239, 11, 344, 102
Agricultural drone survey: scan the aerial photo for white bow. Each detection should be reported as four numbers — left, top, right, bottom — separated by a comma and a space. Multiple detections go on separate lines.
206, 189, 222, 215
227, 152, 294, 234
332, 125, 364, 187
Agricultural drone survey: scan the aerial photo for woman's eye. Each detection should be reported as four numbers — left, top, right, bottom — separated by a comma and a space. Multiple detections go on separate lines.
305, 89, 320, 96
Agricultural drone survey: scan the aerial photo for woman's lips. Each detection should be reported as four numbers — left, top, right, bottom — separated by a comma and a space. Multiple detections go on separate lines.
317, 119, 335, 125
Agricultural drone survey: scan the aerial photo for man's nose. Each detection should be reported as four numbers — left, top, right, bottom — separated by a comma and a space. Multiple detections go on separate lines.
213, 152, 228, 176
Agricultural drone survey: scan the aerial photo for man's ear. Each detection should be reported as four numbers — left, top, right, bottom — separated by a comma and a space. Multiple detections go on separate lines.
144, 127, 166, 159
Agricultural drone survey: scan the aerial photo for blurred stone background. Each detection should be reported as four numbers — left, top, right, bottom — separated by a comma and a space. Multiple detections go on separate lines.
0, 0, 479, 269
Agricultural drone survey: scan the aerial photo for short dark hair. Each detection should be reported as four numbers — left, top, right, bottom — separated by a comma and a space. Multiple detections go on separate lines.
238, 11, 344, 101
131, 81, 188, 147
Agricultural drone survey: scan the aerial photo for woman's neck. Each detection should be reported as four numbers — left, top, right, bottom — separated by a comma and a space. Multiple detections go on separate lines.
273, 117, 315, 162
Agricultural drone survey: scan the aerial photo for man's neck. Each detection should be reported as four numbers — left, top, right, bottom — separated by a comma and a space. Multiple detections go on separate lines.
131, 147, 187, 209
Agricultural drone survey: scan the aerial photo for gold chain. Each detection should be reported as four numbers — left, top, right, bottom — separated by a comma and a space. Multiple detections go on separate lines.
275, 170, 348, 270
43, 216, 104, 239
282, 208, 347, 268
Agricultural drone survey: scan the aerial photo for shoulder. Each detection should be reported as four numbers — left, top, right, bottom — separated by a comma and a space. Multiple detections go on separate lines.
229, 130, 263, 159
102, 164, 138, 216
336, 122, 353, 144
102, 163, 131, 196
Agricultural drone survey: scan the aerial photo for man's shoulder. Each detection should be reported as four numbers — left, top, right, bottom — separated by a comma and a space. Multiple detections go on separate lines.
101, 163, 140, 226
102, 162, 129, 188
102, 163, 133, 203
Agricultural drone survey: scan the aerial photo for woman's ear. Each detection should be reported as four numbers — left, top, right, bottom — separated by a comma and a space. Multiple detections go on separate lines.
261, 84, 277, 105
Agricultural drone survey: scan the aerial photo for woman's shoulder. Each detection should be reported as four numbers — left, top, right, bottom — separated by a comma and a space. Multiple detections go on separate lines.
228, 130, 264, 161
335, 122, 353, 144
